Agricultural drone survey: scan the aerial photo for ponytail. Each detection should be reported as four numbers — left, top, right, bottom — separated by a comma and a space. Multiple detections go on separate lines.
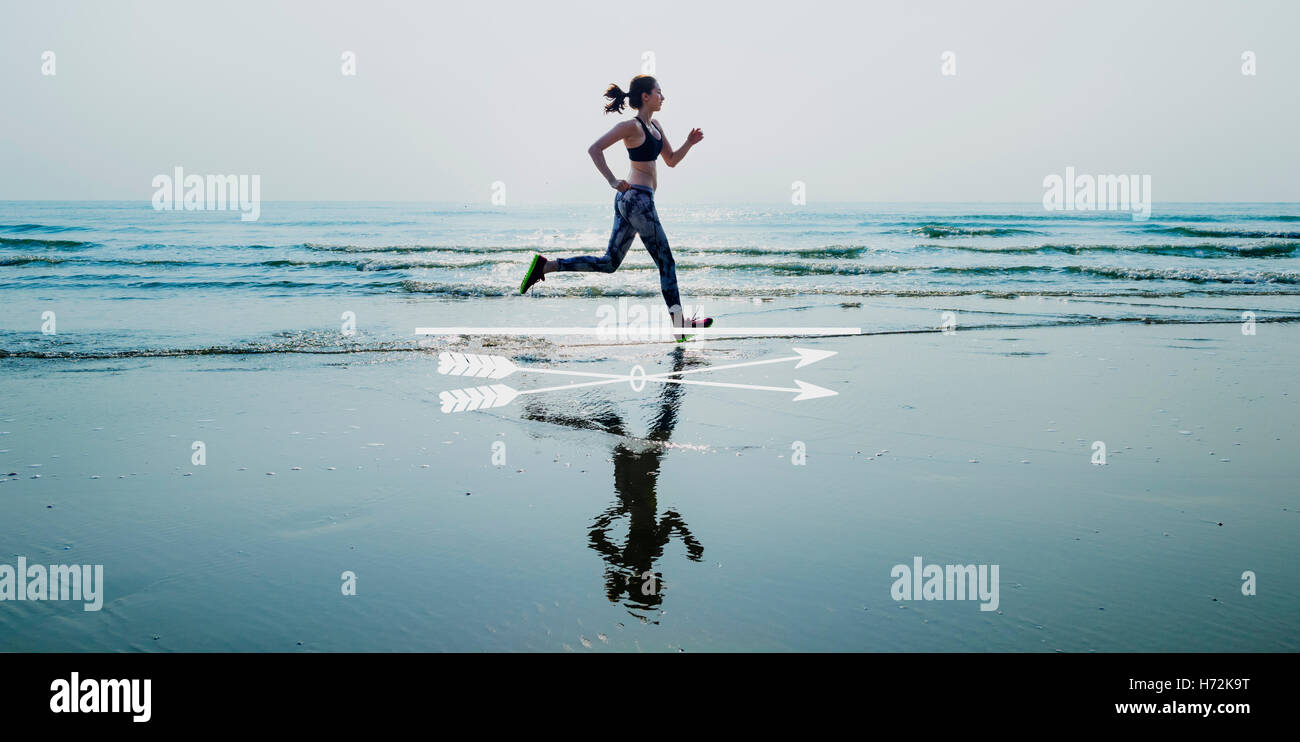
602, 83, 628, 114
602, 75, 656, 114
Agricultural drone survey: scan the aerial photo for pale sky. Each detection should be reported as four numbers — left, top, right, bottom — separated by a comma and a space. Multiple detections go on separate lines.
1, 0, 1296, 203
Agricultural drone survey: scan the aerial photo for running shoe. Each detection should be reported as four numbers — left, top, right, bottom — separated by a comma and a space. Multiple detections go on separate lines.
674, 311, 714, 343
520, 254, 547, 294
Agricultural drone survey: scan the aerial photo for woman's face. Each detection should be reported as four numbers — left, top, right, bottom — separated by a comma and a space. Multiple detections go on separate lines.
643, 84, 664, 111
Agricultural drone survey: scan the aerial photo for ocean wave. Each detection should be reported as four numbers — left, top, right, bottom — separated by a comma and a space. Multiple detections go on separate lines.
0, 339, 432, 360
0, 255, 507, 271
691, 263, 1300, 282
905, 225, 1044, 238
1061, 265, 1300, 284
919, 242, 1299, 258
0, 223, 91, 233
130, 242, 285, 251
305, 242, 538, 254
398, 278, 1300, 299
692, 262, 915, 276
1, 256, 210, 268
0, 277, 404, 291
874, 216, 1047, 225
1140, 226, 1300, 239
270, 219, 423, 227
0, 255, 68, 266
256, 258, 369, 269
0, 236, 97, 249
260, 257, 499, 271
1145, 215, 1300, 223
695, 245, 871, 258
357, 258, 503, 271
303, 242, 873, 258
120, 279, 403, 290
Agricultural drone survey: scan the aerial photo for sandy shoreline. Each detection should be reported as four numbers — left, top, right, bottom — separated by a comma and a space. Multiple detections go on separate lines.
2, 314, 1297, 651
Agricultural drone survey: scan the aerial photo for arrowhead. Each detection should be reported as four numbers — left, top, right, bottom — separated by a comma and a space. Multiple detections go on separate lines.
488, 384, 519, 407
792, 380, 837, 401
487, 356, 517, 379
793, 347, 837, 368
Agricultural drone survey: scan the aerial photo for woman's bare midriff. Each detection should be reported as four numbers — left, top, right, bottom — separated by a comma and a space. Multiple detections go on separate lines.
627, 162, 656, 191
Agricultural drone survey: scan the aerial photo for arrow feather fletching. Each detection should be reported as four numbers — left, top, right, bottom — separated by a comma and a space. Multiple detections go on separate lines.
437, 352, 516, 379
439, 383, 520, 413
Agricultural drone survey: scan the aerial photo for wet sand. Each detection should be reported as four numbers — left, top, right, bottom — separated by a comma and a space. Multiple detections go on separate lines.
1, 302, 1297, 651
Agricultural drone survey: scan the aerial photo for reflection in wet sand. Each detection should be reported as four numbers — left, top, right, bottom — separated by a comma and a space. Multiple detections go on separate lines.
521, 348, 705, 622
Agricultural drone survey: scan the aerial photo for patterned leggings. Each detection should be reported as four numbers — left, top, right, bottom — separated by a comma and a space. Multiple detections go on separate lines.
554, 184, 681, 312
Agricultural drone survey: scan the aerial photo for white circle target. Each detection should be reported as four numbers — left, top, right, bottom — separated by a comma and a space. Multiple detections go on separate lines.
628, 364, 647, 392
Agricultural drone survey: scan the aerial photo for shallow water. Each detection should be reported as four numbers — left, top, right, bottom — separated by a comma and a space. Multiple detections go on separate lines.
3, 201, 1300, 358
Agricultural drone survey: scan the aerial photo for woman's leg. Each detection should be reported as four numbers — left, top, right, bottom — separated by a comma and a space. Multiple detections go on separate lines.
620, 189, 683, 317
551, 192, 638, 274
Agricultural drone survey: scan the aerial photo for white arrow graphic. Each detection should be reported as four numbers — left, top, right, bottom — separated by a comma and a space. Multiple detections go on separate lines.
438, 383, 520, 413
437, 348, 834, 381
437, 352, 517, 379
435, 348, 838, 412
417, 326, 861, 337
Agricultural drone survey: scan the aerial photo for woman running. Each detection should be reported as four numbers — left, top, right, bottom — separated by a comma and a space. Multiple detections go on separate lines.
519, 74, 711, 341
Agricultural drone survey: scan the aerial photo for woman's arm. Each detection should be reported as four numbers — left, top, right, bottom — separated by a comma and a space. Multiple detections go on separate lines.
658, 123, 704, 168
588, 121, 635, 188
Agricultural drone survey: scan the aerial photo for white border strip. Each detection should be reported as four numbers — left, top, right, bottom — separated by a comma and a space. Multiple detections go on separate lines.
414, 326, 862, 336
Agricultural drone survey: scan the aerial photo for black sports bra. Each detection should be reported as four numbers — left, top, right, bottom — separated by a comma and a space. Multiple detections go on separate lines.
626, 117, 662, 162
